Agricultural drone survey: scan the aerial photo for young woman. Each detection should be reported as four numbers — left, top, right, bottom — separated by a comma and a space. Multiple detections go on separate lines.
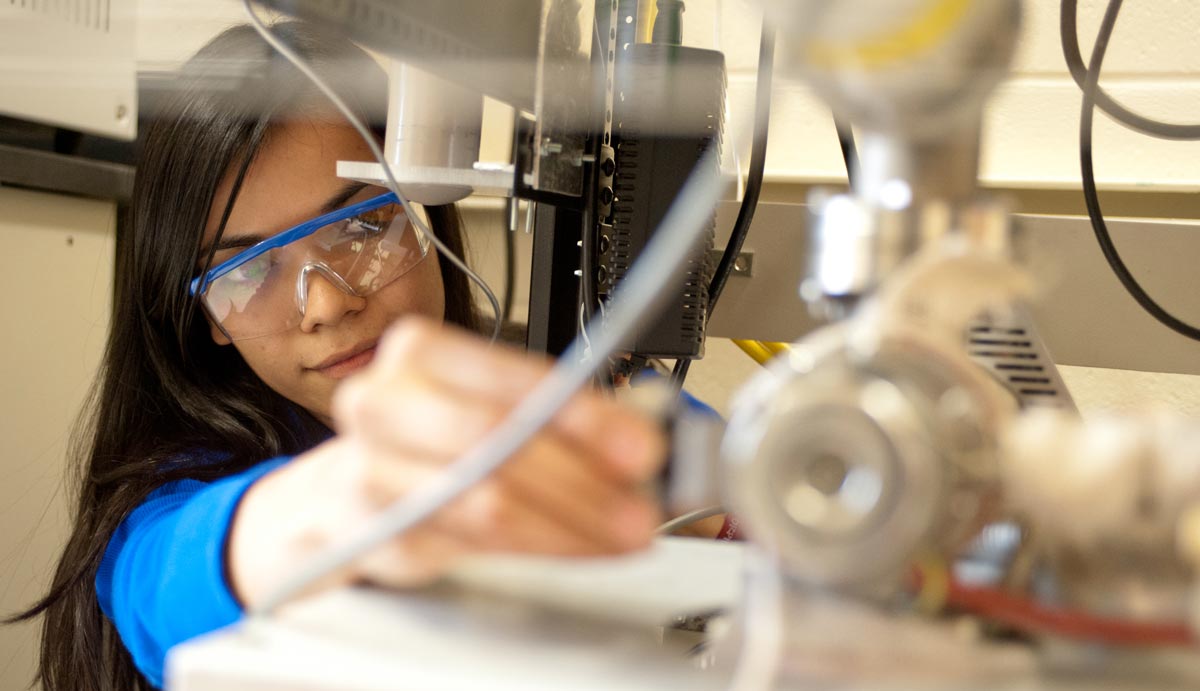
14, 23, 664, 691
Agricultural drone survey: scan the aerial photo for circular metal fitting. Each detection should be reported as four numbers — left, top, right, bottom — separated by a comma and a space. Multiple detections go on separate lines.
723, 335, 1002, 591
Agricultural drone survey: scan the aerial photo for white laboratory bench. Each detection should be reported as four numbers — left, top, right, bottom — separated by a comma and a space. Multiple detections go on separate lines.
167, 537, 744, 691
166, 534, 1200, 691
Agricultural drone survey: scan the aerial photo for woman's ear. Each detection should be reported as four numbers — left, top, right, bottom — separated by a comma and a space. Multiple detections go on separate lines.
209, 319, 233, 346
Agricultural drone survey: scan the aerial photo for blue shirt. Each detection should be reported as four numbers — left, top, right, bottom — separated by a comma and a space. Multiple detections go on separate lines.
95, 456, 291, 688
93, 381, 718, 688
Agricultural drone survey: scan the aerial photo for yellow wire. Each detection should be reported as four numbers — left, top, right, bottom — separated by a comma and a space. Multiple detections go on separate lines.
636, 0, 657, 44
732, 339, 774, 366
806, 0, 972, 71
913, 553, 951, 614
759, 341, 791, 357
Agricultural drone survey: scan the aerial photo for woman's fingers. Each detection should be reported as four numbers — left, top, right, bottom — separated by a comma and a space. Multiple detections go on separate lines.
335, 318, 665, 484
493, 434, 661, 551
323, 317, 669, 588
336, 368, 507, 460
450, 482, 617, 556
358, 437, 658, 554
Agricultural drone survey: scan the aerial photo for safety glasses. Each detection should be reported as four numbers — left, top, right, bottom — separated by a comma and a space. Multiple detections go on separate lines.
190, 191, 430, 341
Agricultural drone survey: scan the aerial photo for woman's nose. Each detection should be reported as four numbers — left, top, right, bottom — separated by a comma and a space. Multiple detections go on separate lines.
297, 262, 366, 332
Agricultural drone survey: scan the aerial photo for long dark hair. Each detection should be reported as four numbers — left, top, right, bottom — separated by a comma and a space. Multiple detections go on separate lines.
7, 23, 480, 691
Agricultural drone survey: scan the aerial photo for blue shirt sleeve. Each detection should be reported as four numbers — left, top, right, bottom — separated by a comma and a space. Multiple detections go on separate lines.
95, 456, 291, 688
630, 370, 724, 420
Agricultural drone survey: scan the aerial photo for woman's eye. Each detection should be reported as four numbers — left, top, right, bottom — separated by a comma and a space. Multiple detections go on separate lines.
229, 254, 274, 284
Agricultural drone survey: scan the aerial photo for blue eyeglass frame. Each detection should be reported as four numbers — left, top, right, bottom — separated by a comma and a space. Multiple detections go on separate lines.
189, 191, 404, 297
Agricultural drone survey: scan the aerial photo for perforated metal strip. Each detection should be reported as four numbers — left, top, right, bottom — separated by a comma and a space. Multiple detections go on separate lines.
967, 307, 1076, 410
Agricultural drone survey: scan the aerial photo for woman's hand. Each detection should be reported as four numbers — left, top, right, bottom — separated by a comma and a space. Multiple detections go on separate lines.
229, 318, 666, 607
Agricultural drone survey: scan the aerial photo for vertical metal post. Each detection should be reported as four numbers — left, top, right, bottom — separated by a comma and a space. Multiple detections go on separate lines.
525, 203, 584, 355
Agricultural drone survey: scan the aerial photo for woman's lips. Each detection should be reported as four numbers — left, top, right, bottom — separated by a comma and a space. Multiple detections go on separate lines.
312, 345, 376, 379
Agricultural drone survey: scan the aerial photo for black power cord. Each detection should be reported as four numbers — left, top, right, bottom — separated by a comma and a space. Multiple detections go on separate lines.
671, 24, 775, 389
653, 0, 686, 46
1077, 0, 1200, 341
502, 213, 515, 324
1062, 0, 1200, 141
833, 115, 859, 187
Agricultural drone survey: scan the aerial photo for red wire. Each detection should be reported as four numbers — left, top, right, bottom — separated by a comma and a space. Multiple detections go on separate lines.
944, 579, 1195, 648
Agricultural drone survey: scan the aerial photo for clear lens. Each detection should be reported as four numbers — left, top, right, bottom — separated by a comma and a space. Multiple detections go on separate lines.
202, 201, 428, 340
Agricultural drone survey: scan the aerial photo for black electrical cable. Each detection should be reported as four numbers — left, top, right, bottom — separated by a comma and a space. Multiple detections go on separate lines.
502, 220, 515, 324
833, 115, 859, 187
1079, 0, 1200, 341
581, 16, 607, 380
582, 18, 607, 326
671, 24, 775, 389
706, 27, 773, 320
1062, 0, 1200, 141
669, 356, 692, 387
652, 0, 686, 46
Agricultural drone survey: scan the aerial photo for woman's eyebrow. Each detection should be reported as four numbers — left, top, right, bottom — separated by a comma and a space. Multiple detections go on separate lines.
202, 182, 372, 256
319, 181, 370, 214
210, 234, 267, 253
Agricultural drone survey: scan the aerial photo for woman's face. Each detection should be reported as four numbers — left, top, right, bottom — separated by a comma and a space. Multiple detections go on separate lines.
201, 121, 446, 425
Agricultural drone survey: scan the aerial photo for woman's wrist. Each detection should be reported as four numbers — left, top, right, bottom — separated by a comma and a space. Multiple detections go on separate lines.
225, 439, 362, 609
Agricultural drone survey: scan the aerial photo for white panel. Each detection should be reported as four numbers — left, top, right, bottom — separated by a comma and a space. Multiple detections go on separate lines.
0, 0, 137, 139
0, 186, 115, 691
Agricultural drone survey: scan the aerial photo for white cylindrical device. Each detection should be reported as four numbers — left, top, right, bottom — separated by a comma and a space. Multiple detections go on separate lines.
384, 60, 484, 205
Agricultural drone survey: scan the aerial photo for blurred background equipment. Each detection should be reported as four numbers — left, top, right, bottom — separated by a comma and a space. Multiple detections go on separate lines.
0, 0, 137, 139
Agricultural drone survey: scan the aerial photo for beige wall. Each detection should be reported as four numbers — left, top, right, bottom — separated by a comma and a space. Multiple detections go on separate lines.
0, 187, 115, 690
